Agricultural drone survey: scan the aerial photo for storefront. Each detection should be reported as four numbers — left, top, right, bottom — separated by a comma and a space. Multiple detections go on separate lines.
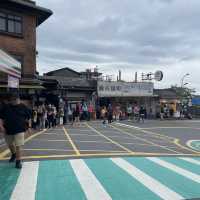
0, 49, 21, 96
97, 80, 157, 117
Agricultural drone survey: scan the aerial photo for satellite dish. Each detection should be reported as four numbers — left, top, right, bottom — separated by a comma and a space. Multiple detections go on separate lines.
154, 71, 163, 81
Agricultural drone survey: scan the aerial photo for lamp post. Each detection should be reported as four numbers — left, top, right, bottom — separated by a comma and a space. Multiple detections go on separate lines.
181, 73, 189, 88
180, 73, 190, 119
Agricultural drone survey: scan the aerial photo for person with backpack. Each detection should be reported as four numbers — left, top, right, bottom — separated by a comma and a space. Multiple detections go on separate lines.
0, 93, 31, 169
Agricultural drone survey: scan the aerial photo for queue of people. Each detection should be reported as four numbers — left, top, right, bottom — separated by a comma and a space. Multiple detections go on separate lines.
99, 103, 148, 124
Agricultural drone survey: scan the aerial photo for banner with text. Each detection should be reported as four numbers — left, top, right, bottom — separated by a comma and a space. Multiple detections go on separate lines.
98, 81, 154, 97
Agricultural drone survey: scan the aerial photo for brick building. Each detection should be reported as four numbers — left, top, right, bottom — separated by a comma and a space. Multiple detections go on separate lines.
0, 0, 52, 95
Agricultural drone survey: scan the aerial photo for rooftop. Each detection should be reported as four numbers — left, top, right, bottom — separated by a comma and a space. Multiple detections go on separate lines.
1, 0, 53, 26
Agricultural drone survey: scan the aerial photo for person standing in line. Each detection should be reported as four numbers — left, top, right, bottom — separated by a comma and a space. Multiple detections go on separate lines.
139, 106, 145, 123
160, 106, 164, 120
101, 106, 107, 126
0, 93, 31, 169
107, 104, 113, 124
68, 104, 73, 123
63, 101, 68, 125
32, 107, 38, 130
82, 102, 88, 121
127, 104, 133, 121
133, 104, 140, 122
88, 103, 94, 121
73, 103, 80, 127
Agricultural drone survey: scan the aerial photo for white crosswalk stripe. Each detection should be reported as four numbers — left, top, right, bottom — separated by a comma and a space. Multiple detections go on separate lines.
70, 159, 112, 200
111, 158, 184, 200
10, 162, 39, 200
179, 157, 200, 166
148, 157, 200, 184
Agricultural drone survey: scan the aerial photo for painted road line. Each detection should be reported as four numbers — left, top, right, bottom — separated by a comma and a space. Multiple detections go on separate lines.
115, 122, 200, 154
186, 140, 200, 152
111, 158, 184, 200
126, 157, 200, 198
63, 126, 80, 156
75, 141, 111, 144
0, 130, 46, 158
85, 158, 161, 200
10, 161, 39, 200
147, 157, 200, 184
32, 139, 69, 142
115, 124, 200, 154
23, 148, 75, 152
115, 122, 174, 141
70, 159, 112, 200
70, 134, 104, 137
85, 123, 134, 154
1, 153, 200, 162
111, 124, 182, 154
161, 157, 200, 176
179, 157, 200, 166
141, 127, 191, 129
0, 163, 21, 200
36, 160, 87, 200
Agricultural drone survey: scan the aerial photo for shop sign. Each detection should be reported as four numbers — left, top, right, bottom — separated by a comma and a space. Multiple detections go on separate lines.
97, 81, 154, 97
0, 49, 21, 78
8, 75, 19, 88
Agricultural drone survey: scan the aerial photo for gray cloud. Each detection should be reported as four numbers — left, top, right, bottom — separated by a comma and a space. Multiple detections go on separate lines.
36, 0, 200, 92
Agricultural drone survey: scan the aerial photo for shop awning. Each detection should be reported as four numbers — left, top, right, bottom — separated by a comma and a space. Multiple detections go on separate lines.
0, 49, 21, 78
0, 84, 44, 89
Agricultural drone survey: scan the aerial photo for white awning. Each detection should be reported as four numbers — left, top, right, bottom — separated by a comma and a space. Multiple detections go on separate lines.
0, 49, 21, 78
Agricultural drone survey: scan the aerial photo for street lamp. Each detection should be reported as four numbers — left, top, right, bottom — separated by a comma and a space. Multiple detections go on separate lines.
181, 73, 190, 88
180, 73, 190, 119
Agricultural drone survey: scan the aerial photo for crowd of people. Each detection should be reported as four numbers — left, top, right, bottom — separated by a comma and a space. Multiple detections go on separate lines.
30, 101, 96, 129
99, 103, 147, 125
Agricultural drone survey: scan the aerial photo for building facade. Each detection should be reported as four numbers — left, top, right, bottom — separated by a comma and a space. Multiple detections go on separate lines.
0, 0, 52, 97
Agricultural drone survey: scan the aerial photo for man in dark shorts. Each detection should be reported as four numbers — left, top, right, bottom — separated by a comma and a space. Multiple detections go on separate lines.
0, 93, 31, 169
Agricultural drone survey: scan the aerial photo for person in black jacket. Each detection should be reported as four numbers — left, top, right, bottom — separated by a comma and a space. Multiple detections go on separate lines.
0, 93, 31, 169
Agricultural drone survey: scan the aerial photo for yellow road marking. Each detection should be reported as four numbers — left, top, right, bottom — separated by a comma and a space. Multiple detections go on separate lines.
32, 139, 68, 142
23, 148, 125, 153
1, 152, 200, 161
75, 141, 111, 144
23, 148, 74, 152
115, 123, 175, 141
85, 123, 134, 154
68, 134, 100, 136
114, 123, 200, 154
0, 129, 46, 158
63, 126, 80, 156
174, 139, 200, 154
111, 124, 182, 154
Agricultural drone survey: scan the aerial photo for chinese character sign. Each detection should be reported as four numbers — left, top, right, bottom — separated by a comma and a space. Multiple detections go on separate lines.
97, 81, 153, 97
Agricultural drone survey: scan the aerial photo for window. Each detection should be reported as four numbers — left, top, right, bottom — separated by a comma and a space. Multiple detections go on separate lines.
0, 11, 22, 35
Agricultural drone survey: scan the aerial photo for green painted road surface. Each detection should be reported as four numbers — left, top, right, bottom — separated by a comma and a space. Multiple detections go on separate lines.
1, 157, 200, 200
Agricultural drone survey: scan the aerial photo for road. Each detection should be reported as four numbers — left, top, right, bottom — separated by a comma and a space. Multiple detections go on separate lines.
0, 120, 200, 199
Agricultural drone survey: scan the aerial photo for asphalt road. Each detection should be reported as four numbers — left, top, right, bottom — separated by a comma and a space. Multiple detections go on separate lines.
0, 120, 200, 161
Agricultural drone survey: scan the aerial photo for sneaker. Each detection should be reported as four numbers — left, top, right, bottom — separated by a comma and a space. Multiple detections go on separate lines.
9, 153, 16, 163
15, 160, 22, 169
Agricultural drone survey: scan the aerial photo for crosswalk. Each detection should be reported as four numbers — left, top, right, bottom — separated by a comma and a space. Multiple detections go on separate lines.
1, 157, 200, 200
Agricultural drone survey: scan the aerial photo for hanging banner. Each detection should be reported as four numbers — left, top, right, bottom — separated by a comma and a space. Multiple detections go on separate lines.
8, 75, 19, 88
98, 81, 154, 97
0, 49, 21, 78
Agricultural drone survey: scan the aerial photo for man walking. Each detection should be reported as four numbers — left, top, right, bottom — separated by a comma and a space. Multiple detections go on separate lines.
0, 93, 31, 169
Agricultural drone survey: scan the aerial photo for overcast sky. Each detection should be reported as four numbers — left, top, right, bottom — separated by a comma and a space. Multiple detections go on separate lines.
35, 0, 200, 93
